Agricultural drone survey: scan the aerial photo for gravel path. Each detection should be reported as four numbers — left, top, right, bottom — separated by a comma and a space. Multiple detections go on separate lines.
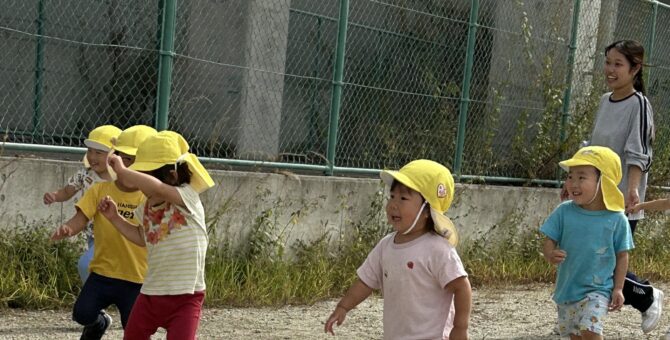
1, 283, 668, 339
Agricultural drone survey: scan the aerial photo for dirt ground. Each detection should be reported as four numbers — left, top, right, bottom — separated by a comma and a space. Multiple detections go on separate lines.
1, 283, 669, 339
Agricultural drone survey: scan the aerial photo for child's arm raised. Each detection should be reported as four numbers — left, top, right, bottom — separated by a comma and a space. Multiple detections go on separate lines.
446, 276, 472, 340
542, 238, 566, 265
108, 155, 184, 207
50, 209, 88, 240
98, 196, 145, 247
324, 278, 373, 335
628, 198, 670, 214
610, 251, 628, 311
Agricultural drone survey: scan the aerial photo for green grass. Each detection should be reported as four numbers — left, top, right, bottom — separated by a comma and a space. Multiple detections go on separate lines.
0, 222, 80, 309
4, 209, 670, 309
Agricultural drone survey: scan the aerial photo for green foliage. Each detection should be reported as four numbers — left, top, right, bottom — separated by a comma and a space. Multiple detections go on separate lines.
203, 188, 389, 307
0, 222, 81, 309
7, 191, 670, 310
459, 211, 555, 286
625, 214, 670, 281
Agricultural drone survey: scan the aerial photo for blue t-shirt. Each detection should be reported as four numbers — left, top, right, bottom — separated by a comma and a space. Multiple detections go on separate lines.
540, 201, 633, 304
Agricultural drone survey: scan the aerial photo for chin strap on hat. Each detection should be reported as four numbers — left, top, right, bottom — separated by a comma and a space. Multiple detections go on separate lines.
402, 201, 428, 235
586, 176, 602, 206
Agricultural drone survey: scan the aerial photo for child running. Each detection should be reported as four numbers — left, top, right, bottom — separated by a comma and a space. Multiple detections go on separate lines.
50, 125, 155, 340
43, 125, 121, 282
324, 159, 471, 339
99, 130, 215, 340
542, 146, 633, 339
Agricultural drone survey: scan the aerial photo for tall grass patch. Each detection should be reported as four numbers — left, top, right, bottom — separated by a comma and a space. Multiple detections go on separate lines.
0, 222, 81, 308
5, 201, 670, 309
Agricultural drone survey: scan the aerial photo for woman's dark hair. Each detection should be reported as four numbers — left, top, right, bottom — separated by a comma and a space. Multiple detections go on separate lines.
605, 40, 646, 94
389, 180, 436, 233
149, 163, 191, 186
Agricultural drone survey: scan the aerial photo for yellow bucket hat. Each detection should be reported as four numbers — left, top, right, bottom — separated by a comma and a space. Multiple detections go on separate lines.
559, 146, 624, 212
130, 131, 215, 193
84, 125, 121, 152
380, 159, 458, 245
113, 125, 157, 156
83, 125, 121, 168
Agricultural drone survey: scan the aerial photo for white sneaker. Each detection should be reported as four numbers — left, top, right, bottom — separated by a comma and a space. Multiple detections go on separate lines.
641, 288, 663, 333
102, 311, 113, 332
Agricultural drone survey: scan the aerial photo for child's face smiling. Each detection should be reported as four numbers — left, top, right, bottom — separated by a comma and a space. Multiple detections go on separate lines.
566, 165, 604, 210
386, 182, 427, 235
86, 147, 109, 175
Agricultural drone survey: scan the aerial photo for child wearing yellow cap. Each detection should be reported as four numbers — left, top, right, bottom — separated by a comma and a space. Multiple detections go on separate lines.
50, 125, 155, 340
325, 159, 471, 339
541, 146, 634, 339
43, 125, 121, 283
98, 130, 214, 340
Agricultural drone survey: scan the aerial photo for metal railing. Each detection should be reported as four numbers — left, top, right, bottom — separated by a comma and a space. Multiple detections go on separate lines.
1, 0, 669, 186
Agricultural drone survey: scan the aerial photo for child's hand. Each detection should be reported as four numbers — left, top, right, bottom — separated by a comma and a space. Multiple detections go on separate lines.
547, 249, 567, 265
51, 224, 75, 241
324, 305, 348, 335
626, 203, 643, 215
98, 196, 119, 220
107, 154, 127, 173
43, 192, 57, 205
626, 188, 640, 212
609, 288, 624, 311
449, 325, 469, 340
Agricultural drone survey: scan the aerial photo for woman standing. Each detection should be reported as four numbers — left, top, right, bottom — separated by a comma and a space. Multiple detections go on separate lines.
590, 40, 660, 334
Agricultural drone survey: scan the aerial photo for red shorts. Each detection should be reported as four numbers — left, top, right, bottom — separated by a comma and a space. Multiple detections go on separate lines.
123, 291, 205, 340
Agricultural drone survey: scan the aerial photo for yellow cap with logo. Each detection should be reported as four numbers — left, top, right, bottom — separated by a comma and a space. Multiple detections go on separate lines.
380, 159, 458, 245
559, 146, 624, 212
83, 125, 122, 168
130, 131, 214, 193
84, 125, 121, 152
113, 125, 158, 156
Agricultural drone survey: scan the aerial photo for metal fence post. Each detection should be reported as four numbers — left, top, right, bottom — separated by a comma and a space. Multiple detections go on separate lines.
453, 0, 479, 179
556, 0, 581, 186
32, 0, 45, 136
646, 0, 658, 87
559, 0, 580, 146
325, 0, 349, 176
155, 0, 177, 131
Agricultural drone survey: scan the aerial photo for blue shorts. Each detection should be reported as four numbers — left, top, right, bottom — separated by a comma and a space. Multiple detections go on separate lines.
557, 292, 609, 337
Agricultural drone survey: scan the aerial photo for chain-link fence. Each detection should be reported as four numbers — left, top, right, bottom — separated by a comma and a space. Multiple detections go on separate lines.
1, 0, 669, 184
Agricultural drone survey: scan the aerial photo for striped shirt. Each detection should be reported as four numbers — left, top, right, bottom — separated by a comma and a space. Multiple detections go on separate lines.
591, 91, 654, 220
138, 184, 208, 295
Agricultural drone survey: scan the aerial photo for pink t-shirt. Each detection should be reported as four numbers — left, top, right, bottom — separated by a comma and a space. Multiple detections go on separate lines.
357, 232, 467, 340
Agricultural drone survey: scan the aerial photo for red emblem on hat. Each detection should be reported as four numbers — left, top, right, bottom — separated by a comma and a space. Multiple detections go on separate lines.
407, 261, 414, 269
437, 183, 447, 198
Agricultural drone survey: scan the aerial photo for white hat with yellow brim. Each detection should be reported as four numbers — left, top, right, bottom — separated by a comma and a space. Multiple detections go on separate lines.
380, 159, 458, 245
83, 125, 122, 168
130, 131, 214, 193
559, 146, 624, 212
113, 125, 157, 156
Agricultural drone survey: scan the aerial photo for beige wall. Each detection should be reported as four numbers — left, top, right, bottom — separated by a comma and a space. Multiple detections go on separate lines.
0, 157, 560, 251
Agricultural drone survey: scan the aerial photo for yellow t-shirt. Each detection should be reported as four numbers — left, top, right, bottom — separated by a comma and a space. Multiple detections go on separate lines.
76, 182, 147, 284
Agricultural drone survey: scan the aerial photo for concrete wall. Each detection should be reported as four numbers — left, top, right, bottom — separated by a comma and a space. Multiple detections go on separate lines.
0, 156, 561, 251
